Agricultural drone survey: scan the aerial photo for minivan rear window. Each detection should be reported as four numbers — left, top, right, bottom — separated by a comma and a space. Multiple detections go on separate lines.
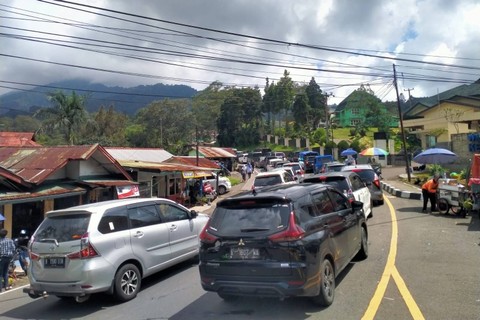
210, 201, 291, 236
35, 213, 90, 242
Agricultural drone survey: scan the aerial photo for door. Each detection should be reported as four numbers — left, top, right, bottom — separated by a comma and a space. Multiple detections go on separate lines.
156, 202, 200, 260
128, 204, 171, 272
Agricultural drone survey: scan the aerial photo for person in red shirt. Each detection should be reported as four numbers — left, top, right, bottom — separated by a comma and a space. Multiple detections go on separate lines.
422, 174, 440, 213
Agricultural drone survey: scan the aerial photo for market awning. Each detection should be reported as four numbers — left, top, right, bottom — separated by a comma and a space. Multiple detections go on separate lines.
182, 171, 212, 179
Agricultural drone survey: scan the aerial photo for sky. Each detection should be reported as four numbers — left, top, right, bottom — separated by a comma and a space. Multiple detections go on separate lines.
1, 0, 480, 105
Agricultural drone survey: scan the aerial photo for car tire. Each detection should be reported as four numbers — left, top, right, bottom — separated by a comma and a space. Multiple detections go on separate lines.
354, 226, 368, 261
218, 292, 238, 302
312, 259, 335, 306
218, 185, 227, 195
114, 264, 141, 302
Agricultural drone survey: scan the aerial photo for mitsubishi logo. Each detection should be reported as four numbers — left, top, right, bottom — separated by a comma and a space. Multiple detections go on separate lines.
238, 239, 245, 246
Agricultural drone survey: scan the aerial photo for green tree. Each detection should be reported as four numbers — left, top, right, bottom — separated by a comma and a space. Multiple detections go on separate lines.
262, 78, 276, 133
275, 70, 295, 130
79, 105, 129, 146
305, 77, 326, 130
192, 81, 228, 143
133, 99, 194, 154
35, 91, 88, 145
13, 115, 41, 132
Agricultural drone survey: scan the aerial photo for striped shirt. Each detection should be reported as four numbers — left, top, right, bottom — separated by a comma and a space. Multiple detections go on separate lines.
0, 237, 15, 257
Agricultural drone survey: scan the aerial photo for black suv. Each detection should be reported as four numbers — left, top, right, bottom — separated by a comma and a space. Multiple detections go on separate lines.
198, 183, 368, 306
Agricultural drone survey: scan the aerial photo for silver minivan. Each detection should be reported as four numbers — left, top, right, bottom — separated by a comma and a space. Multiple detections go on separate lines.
24, 198, 208, 303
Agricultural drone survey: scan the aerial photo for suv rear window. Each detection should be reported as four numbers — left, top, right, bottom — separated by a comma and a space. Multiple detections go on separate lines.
304, 176, 349, 192
210, 199, 291, 236
349, 169, 375, 182
254, 175, 283, 187
35, 213, 90, 242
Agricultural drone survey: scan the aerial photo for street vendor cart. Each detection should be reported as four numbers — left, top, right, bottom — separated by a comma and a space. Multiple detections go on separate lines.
467, 154, 480, 218
437, 178, 468, 217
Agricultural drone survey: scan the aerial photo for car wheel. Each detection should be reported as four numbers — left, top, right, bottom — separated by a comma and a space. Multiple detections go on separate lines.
437, 198, 450, 214
218, 185, 227, 195
312, 259, 335, 306
114, 264, 141, 302
354, 226, 368, 260
218, 292, 238, 302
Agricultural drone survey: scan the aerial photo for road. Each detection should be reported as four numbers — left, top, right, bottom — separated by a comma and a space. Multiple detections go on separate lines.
1, 193, 479, 319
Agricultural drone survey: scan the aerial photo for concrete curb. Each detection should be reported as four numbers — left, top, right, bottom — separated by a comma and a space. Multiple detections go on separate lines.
381, 181, 422, 200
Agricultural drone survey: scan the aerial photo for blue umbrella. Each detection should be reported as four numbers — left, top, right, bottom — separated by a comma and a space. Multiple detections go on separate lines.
341, 148, 357, 157
0, 213, 4, 221
413, 148, 457, 164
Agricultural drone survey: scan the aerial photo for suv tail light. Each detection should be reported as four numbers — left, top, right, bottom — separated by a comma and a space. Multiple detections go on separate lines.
268, 211, 305, 242
199, 221, 218, 244
66, 233, 99, 259
373, 174, 381, 188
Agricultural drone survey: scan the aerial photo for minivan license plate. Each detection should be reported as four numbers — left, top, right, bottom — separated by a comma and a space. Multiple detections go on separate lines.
44, 257, 65, 268
230, 247, 260, 260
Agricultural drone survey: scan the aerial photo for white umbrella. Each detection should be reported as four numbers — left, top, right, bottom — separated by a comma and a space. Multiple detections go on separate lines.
412, 148, 458, 164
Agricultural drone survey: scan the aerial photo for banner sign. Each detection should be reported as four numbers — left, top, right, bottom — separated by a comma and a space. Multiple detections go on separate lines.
116, 185, 140, 199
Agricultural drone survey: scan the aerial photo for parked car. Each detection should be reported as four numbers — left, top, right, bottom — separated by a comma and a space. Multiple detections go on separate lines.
272, 166, 295, 179
203, 173, 232, 195
281, 162, 305, 181
252, 169, 296, 190
302, 171, 373, 219
24, 198, 209, 303
341, 164, 384, 205
198, 183, 368, 306
324, 161, 347, 172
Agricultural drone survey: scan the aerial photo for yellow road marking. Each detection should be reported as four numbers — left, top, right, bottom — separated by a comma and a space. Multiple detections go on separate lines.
362, 196, 425, 320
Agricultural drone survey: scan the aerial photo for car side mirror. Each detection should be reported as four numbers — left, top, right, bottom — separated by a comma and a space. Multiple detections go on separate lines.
189, 210, 198, 219
351, 200, 363, 211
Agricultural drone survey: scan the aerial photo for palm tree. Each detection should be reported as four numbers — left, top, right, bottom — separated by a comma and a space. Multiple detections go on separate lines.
35, 91, 88, 145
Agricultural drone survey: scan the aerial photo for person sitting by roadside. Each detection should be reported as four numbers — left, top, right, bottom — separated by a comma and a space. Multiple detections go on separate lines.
421, 174, 440, 213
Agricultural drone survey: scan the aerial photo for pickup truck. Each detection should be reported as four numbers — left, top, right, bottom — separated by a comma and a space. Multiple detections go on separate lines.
203, 173, 232, 195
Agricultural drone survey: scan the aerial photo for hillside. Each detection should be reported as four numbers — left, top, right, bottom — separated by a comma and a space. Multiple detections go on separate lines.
0, 79, 198, 116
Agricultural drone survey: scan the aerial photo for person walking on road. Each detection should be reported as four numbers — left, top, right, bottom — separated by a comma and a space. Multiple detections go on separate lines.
0, 229, 16, 291
246, 162, 253, 180
422, 174, 440, 213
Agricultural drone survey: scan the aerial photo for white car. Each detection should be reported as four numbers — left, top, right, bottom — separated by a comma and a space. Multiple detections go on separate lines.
203, 173, 232, 195
253, 169, 297, 190
302, 171, 373, 219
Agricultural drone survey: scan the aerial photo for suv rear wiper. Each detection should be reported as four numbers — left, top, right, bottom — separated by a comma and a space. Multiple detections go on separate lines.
39, 238, 59, 246
240, 228, 270, 232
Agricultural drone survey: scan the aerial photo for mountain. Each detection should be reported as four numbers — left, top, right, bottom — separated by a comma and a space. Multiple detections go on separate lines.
0, 79, 198, 117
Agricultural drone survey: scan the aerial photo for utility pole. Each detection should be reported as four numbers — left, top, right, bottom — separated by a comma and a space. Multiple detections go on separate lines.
394, 64, 411, 182
404, 87, 414, 109
324, 92, 334, 144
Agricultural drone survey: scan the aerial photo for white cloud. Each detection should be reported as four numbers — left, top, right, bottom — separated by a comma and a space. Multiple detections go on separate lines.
1, 0, 479, 105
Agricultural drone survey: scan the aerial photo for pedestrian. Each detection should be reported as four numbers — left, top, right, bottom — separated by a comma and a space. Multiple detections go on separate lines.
246, 162, 253, 179
240, 165, 247, 182
421, 174, 440, 213
0, 229, 16, 291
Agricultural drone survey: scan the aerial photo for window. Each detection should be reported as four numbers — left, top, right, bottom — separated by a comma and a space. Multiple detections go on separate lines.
426, 135, 437, 148
35, 213, 90, 243
98, 206, 129, 234
351, 108, 360, 115
128, 205, 161, 228
312, 191, 334, 215
350, 175, 365, 191
157, 203, 188, 222
329, 189, 349, 211
350, 119, 361, 126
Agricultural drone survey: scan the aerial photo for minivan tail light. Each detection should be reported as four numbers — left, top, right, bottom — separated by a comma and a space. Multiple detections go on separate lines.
199, 222, 218, 244
268, 211, 305, 242
67, 232, 99, 259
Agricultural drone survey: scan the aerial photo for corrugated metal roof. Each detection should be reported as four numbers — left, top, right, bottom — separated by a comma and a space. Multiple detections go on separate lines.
105, 147, 173, 163
0, 183, 86, 204
166, 156, 221, 169
0, 132, 40, 147
119, 160, 218, 172
196, 146, 236, 158
0, 145, 132, 184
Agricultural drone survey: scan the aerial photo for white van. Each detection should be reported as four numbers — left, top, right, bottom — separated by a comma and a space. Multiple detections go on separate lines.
24, 198, 209, 303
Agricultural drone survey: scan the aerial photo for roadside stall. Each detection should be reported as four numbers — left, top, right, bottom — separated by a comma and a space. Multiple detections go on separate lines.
437, 178, 468, 216
468, 154, 480, 217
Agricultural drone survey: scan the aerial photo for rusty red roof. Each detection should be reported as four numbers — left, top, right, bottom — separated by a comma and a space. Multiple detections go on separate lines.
165, 156, 221, 169
196, 146, 236, 158
0, 132, 40, 147
0, 144, 132, 184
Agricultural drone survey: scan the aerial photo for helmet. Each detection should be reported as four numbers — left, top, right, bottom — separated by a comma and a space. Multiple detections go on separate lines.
20, 229, 28, 236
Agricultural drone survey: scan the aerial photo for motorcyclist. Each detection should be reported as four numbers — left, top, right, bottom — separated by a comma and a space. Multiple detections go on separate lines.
14, 229, 29, 275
